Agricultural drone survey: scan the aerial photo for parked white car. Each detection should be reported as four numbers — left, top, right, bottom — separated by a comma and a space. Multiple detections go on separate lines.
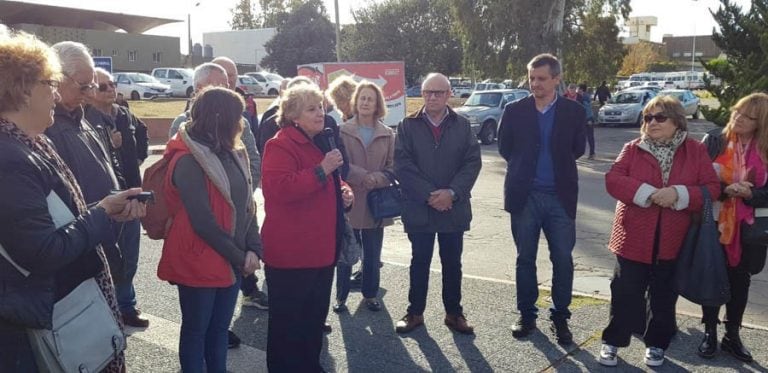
151, 68, 194, 98
657, 89, 701, 119
237, 75, 264, 96
114, 72, 170, 100
598, 89, 656, 127
245, 72, 283, 96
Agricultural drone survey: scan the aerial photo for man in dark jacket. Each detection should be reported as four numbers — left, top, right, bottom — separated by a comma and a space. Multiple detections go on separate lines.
594, 80, 612, 106
497, 54, 586, 344
393, 73, 482, 335
85, 68, 150, 328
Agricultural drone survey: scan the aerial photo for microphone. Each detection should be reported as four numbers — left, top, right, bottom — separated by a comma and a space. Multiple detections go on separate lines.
323, 127, 337, 150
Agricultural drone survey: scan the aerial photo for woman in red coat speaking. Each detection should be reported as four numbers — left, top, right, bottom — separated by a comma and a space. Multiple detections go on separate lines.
260, 82, 353, 372
598, 95, 720, 368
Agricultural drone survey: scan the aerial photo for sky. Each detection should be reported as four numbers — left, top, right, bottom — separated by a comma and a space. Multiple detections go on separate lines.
16, 0, 752, 54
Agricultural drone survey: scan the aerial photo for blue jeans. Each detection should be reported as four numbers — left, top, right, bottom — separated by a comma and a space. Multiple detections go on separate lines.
115, 219, 141, 315
510, 191, 575, 321
406, 232, 464, 316
177, 274, 241, 373
336, 228, 384, 302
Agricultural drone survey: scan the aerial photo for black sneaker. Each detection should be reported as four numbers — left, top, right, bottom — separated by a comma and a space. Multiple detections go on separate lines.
550, 318, 573, 345
512, 318, 536, 338
227, 330, 241, 349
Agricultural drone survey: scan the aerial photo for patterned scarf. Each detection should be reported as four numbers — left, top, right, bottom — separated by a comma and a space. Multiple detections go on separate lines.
0, 117, 125, 372
641, 130, 687, 185
714, 133, 768, 267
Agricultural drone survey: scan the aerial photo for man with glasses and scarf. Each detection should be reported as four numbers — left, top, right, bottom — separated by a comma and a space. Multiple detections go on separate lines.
85, 67, 150, 328
393, 73, 481, 335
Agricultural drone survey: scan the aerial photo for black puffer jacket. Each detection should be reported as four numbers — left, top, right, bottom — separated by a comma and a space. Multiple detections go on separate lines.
0, 132, 115, 330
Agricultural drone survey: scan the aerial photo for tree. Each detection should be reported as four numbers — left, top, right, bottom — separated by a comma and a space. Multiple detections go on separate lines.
255, 0, 288, 28
341, 0, 462, 85
450, 0, 630, 80
260, 0, 336, 76
618, 41, 666, 76
702, 0, 768, 126
229, 0, 258, 30
563, 8, 626, 85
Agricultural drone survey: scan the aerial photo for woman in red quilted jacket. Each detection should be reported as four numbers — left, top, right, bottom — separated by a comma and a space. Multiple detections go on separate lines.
598, 95, 720, 368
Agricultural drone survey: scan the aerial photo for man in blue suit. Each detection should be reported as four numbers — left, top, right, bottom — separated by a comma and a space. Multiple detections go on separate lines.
497, 53, 586, 345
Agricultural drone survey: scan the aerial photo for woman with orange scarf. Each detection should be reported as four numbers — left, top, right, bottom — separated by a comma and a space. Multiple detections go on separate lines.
699, 93, 768, 362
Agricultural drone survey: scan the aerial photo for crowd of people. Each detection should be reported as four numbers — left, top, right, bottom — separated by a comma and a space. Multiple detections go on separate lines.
1, 27, 767, 373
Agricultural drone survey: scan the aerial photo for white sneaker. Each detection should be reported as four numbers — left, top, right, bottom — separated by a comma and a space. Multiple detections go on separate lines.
644, 347, 665, 367
598, 344, 618, 367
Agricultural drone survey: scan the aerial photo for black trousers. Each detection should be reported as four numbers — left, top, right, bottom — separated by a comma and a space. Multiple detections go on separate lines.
601, 256, 679, 349
265, 265, 334, 373
701, 242, 766, 328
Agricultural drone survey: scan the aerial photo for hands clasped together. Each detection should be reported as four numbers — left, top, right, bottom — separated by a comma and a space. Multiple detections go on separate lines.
650, 186, 678, 209
429, 189, 453, 212
724, 181, 753, 200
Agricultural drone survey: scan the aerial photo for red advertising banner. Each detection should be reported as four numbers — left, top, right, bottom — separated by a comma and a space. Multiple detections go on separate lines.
297, 61, 406, 127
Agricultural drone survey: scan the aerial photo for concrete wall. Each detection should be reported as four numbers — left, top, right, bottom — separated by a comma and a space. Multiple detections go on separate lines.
203, 28, 276, 67
13, 23, 180, 73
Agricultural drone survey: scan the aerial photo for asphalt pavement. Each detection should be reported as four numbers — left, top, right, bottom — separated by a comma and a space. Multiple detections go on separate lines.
130, 119, 768, 372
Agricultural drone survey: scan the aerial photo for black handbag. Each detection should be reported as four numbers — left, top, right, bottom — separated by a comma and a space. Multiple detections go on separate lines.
740, 208, 768, 246
366, 170, 403, 220
673, 186, 731, 307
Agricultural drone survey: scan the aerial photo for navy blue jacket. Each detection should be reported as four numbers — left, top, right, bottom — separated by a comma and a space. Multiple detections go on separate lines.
497, 95, 586, 219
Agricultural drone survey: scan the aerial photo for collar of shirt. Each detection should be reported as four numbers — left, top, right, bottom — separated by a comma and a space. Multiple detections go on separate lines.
538, 94, 558, 114
422, 107, 449, 127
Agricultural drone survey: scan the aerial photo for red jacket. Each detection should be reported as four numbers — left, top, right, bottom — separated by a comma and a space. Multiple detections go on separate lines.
261, 126, 338, 269
157, 135, 236, 287
606, 137, 720, 264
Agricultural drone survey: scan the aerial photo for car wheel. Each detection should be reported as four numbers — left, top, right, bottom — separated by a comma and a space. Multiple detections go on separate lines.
268, 88, 278, 96
693, 107, 700, 119
479, 120, 497, 145
461, 93, 470, 98
186, 86, 194, 98
130, 91, 140, 101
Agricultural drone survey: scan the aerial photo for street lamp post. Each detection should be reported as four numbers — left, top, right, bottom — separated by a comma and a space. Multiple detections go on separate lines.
188, 2, 201, 62
691, 0, 698, 72
334, 0, 341, 62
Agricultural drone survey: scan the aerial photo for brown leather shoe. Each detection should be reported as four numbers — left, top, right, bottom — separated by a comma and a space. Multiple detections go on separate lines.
122, 312, 149, 328
395, 314, 424, 334
444, 314, 474, 335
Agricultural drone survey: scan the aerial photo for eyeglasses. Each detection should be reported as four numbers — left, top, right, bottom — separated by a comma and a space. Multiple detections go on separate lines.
643, 114, 669, 123
40, 79, 60, 89
98, 81, 117, 92
423, 90, 449, 98
63, 73, 97, 92
734, 110, 757, 121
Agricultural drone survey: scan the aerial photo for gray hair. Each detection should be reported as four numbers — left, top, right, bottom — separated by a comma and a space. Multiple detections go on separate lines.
421, 73, 450, 90
193, 62, 226, 87
94, 67, 112, 80
51, 41, 94, 77
287, 75, 314, 89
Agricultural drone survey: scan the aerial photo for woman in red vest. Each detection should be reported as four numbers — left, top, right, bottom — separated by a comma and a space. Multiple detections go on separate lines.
261, 82, 352, 372
158, 87, 261, 373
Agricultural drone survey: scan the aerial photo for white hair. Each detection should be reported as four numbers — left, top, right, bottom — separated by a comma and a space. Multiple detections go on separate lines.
94, 67, 112, 80
193, 62, 226, 87
51, 41, 94, 76
421, 72, 450, 90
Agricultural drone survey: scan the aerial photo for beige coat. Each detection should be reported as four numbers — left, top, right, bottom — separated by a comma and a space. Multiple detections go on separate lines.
340, 118, 396, 229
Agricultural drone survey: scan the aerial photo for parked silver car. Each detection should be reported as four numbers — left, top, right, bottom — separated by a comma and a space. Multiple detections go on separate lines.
113, 72, 170, 101
237, 75, 264, 95
657, 89, 701, 119
454, 89, 530, 144
597, 90, 656, 127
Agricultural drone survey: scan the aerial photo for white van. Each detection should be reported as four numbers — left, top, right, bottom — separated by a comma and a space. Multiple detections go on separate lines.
151, 68, 194, 98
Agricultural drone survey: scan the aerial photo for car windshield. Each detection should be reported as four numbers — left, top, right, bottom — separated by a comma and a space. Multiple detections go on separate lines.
128, 73, 157, 83
266, 73, 283, 81
465, 92, 502, 107
610, 92, 643, 104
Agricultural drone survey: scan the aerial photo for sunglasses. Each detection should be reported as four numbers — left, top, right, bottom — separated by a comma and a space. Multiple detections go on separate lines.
98, 81, 117, 92
643, 114, 669, 124
423, 90, 448, 98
